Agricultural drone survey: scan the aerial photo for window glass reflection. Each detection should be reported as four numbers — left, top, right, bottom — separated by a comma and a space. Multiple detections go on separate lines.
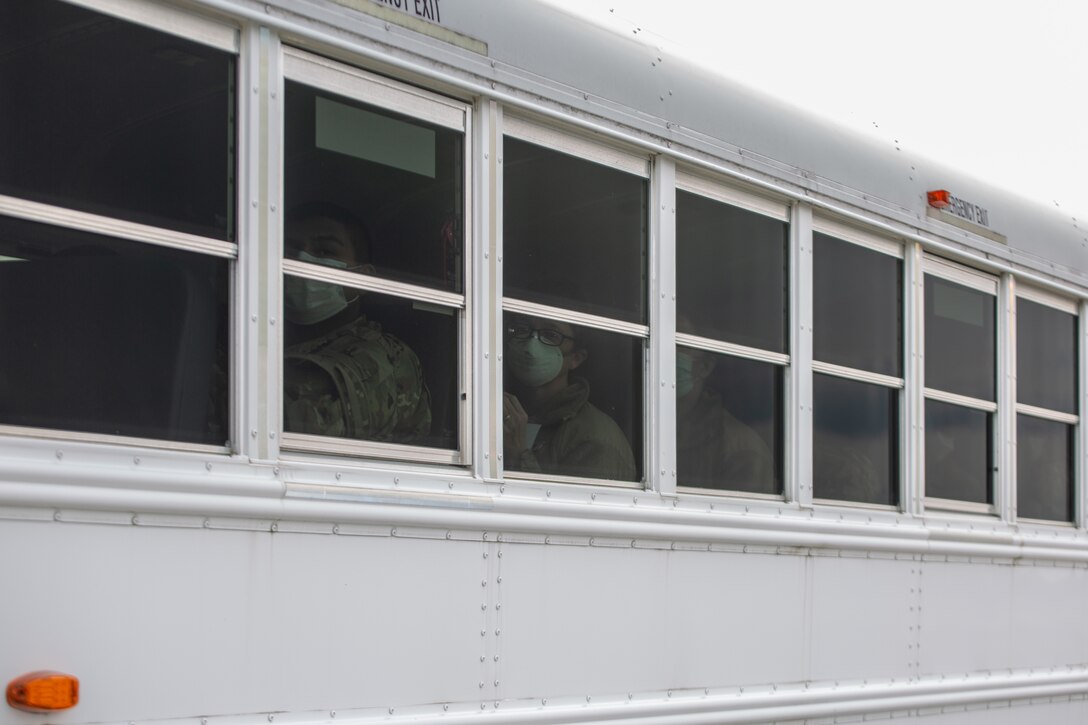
1017, 299, 1077, 414
285, 81, 464, 292
925, 400, 992, 504
503, 314, 641, 482
503, 138, 647, 323
1017, 415, 1074, 522
813, 375, 898, 505
0, 215, 228, 444
814, 233, 901, 376
924, 275, 995, 401
676, 190, 788, 352
676, 347, 781, 494
0, 0, 235, 240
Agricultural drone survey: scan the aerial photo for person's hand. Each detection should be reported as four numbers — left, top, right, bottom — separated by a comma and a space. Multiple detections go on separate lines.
502, 392, 529, 459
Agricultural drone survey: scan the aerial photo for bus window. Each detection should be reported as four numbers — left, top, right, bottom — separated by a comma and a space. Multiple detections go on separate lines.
675, 187, 787, 495
0, 215, 229, 444
502, 314, 640, 482
812, 232, 902, 506
502, 133, 647, 483
503, 137, 646, 325
0, 0, 235, 241
676, 347, 780, 493
924, 270, 997, 506
280, 58, 468, 456
0, 1, 234, 448
1016, 297, 1077, 522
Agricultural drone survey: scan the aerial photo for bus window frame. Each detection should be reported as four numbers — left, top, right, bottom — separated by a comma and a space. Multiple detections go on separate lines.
1013, 286, 1080, 525
497, 119, 650, 488
921, 255, 1000, 516
810, 217, 905, 509
0, 0, 239, 455
277, 47, 472, 466
672, 174, 792, 499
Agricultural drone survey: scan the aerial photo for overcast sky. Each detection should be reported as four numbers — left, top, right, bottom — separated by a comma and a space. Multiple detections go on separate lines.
542, 0, 1088, 219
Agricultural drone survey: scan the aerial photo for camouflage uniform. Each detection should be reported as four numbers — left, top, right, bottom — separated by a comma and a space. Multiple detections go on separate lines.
284, 317, 431, 443
509, 377, 637, 482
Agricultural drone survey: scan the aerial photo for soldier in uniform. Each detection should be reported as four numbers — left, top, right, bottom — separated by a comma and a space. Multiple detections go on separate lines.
502, 315, 636, 481
676, 346, 774, 492
283, 203, 431, 443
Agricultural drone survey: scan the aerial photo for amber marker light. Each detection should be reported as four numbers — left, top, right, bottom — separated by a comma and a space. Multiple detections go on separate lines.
927, 189, 952, 209
6, 671, 79, 712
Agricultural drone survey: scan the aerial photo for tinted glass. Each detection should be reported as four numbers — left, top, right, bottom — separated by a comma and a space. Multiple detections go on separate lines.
813, 375, 898, 505
925, 400, 992, 504
0, 0, 235, 240
283, 281, 456, 449
1017, 298, 1077, 414
676, 190, 788, 352
503, 314, 642, 482
503, 138, 647, 323
925, 275, 995, 401
814, 233, 902, 376
1017, 415, 1074, 522
0, 215, 228, 444
676, 347, 782, 494
286, 81, 464, 292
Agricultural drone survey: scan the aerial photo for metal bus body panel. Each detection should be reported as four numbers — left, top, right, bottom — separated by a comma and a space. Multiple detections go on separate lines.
3, 503, 1088, 723
3, 1, 1088, 724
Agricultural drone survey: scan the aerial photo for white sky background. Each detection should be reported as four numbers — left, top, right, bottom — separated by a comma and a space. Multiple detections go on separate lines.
541, 0, 1088, 219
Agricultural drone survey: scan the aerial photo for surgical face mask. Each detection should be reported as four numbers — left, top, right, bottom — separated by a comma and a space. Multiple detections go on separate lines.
507, 336, 564, 387
284, 251, 351, 325
676, 351, 695, 398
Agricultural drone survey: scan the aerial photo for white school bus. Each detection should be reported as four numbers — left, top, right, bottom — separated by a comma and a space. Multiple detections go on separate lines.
1, 1, 1086, 723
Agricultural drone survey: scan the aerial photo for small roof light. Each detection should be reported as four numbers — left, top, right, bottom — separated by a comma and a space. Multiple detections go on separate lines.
927, 189, 952, 209
6, 671, 79, 712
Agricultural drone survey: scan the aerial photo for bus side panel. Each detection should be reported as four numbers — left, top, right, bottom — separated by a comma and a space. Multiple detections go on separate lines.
497, 543, 810, 696
919, 560, 1088, 676
0, 518, 487, 723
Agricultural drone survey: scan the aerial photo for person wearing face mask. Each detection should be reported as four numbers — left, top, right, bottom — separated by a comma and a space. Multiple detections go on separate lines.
503, 316, 636, 481
282, 203, 431, 443
676, 346, 773, 492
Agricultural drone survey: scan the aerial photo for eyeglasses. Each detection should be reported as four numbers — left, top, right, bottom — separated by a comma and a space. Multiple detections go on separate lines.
507, 324, 575, 347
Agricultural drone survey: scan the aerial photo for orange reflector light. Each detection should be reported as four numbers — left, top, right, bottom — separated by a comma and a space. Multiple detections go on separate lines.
6, 671, 79, 712
927, 189, 952, 209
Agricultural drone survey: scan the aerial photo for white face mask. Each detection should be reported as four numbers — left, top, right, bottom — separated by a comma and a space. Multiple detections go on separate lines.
284, 251, 351, 325
507, 336, 564, 387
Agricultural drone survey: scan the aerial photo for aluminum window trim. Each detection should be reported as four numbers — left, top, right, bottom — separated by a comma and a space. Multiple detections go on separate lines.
676, 171, 789, 222
674, 485, 785, 502
924, 255, 999, 294
280, 432, 462, 465
66, 0, 239, 52
0, 195, 238, 259
1016, 287, 1080, 315
813, 217, 904, 259
282, 258, 464, 309
924, 497, 998, 516
812, 361, 904, 389
0, 424, 230, 455
283, 47, 468, 131
1017, 516, 1077, 529
1016, 404, 1079, 426
502, 298, 649, 338
503, 469, 642, 489
502, 116, 650, 178
924, 388, 999, 413
675, 332, 790, 367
